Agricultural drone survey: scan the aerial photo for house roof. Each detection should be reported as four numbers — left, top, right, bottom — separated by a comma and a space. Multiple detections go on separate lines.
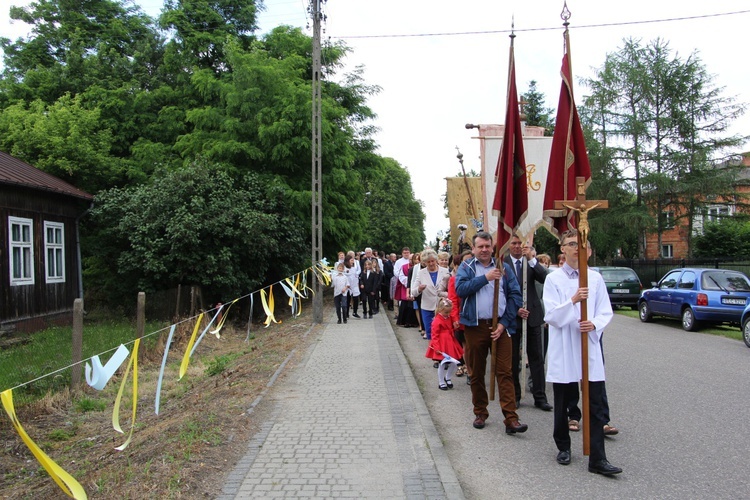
0, 151, 93, 201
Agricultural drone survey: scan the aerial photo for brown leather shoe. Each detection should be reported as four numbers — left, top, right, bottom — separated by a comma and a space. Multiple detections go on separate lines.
603, 424, 619, 436
473, 416, 486, 429
505, 421, 529, 434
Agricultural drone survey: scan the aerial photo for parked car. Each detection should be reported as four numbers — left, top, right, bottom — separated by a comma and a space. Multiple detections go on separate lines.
596, 266, 642, 309
741, 303, 750, 348
638, 268, 750, 331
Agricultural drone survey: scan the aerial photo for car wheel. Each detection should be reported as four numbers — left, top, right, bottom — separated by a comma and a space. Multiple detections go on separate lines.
682, 307, 698, 331
743, 317, 750, 348
639, 301, 652, 322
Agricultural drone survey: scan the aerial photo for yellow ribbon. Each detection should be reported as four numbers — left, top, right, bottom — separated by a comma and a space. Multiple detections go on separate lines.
209, 299, 238, 339
295, 274, 304, 315
1, 389, 87, 499
282, 278, 306, 317
261, 286, 280, 327
112, 338, 140, 451
312, 263, 332, 286
179, 313, 204, 380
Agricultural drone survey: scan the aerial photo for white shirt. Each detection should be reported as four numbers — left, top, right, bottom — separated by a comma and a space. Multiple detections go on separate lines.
474, 259, 506, 320
543, 266, 612, 383
345, 267, 360, 296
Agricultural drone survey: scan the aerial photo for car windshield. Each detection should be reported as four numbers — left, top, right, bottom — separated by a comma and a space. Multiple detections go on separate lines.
600, 269, 638, 283
701, 271, 750, 292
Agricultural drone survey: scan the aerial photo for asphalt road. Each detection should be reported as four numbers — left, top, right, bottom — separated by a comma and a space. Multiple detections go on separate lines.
394, 312, 750, 499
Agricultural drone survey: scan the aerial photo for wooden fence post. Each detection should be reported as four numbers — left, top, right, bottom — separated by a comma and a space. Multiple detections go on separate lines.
71, 298, 83, 388
137, 292, 145, 340
175, 284, 182, 319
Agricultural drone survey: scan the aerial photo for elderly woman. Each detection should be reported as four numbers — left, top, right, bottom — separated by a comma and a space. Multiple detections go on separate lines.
411, 249, 450, 341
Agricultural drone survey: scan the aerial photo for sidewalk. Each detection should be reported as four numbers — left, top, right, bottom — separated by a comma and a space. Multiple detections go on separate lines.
218, 308, 465, 499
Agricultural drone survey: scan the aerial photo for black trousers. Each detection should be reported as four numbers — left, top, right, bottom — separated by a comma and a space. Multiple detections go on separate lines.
512, 323, 547, 404
361, 292, 377, 315
565, 338, 611, 423
349, 293, 360, 314
553, 381, 607, 463
334, 294, 348, 321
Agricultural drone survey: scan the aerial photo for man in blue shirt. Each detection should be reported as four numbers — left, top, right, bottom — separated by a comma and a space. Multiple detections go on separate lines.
455, 231, 527, 434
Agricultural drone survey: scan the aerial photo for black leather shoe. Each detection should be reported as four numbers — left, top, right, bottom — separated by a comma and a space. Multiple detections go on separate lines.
352, 313, 360, 318
505, 421, 528, 434
556, 449, 571, 465
535, 401, 553, 411
588, 459, 622, 475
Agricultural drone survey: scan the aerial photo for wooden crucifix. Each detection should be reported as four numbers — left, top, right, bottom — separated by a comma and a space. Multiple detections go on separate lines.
553, 176, 608, 456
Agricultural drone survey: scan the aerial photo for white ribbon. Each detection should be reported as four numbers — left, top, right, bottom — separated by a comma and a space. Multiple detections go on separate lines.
189, 306, 222, 357
154, 324, 176, 415
85, 344, 130, 391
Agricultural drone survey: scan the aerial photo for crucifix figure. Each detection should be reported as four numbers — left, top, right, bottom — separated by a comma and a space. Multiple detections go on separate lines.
553, 177, 608, 457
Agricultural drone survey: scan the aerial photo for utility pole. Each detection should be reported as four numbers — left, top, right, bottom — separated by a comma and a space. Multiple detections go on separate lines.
311, 0, 324, 323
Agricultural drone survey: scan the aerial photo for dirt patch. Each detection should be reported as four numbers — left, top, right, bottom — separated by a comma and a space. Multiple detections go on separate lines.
0, 308, 323, 499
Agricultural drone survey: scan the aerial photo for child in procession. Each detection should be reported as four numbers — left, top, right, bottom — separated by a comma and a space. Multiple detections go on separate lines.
426, 298, 464, 390
332, 262, 349, 324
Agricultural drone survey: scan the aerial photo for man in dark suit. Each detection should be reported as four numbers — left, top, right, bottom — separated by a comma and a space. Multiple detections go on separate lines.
359, 260, 381, 318
505, 234, 552, 411
382, 253, 396, 311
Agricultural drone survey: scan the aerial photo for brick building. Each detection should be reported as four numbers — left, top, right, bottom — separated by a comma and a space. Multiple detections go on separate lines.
644, 152, 750, 259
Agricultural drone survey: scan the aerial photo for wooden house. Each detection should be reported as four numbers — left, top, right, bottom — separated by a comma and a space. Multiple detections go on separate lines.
0, 151, 93, 333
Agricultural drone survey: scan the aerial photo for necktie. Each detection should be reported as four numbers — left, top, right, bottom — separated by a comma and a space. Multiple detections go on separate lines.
515, 259, 522, 278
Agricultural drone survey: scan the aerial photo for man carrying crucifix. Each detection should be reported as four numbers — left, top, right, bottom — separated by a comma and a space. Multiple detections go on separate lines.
542, 229, 622, 475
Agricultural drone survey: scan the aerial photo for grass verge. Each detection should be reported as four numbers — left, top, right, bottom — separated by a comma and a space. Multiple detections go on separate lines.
614, 307, 743, 342
0, 306, 319, 498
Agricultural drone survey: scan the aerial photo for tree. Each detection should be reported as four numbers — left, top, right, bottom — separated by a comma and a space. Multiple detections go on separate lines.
86, 161, 307, 306
358, 156, 426, 254
522, 80, 554, 136
0, 0, 427, 306
583, 38, 746, 258
1, 0, 163, 103
692, 218, 750, 258
0, 0, 175, 181
159, 0, 261, 72
0, 95, 124, 193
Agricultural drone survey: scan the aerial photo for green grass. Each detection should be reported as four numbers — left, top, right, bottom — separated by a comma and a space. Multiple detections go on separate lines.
204, 352, 241, 376
47, 428, 76, 441
0, 315, 166, 399
74, 396, 107, 413
614, 307, 743, 341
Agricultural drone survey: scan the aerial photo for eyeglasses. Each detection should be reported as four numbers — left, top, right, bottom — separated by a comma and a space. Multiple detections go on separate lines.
562, 241, 578, 248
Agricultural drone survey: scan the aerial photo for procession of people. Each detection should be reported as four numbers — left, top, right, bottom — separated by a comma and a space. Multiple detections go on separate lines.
332, 228, 622, 476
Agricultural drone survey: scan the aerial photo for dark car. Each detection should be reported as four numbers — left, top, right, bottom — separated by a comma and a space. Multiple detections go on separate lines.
596, 266, 642, 309
741, 303, 750, 348
638, 268, 750, 331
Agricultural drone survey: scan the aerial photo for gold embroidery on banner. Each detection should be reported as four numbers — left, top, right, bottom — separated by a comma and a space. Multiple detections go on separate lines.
526, 164, 541, 192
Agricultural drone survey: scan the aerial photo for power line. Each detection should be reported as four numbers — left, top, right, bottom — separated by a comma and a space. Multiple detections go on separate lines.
331, 9, 750, 40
